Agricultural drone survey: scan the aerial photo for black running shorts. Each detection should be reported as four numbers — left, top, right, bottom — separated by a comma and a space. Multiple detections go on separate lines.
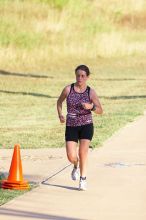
65, 123, 94, 143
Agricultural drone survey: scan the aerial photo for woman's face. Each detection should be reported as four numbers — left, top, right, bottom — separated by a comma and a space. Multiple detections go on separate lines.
75, 70, 88, 85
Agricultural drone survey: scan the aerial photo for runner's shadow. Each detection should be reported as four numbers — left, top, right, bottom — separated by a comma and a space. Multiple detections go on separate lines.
42, 182, 79, 191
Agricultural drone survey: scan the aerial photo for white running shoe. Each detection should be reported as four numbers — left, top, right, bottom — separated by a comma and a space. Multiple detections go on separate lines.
79, 179, 87, 191
71, 167, 79, 181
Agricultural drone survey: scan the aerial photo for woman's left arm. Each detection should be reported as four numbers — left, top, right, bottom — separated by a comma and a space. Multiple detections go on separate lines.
90, 89, 103, 115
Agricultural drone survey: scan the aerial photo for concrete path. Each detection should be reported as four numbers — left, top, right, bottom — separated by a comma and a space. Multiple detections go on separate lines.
0, 112, 146, 220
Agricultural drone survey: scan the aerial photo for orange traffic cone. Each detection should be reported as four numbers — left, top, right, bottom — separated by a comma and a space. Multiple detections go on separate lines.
2, 144, 29, 190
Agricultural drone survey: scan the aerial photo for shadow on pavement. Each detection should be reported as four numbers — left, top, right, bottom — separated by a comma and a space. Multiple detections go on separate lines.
42, 182, 78, 191
0, 208, 82, 220
40, 164, 77, 191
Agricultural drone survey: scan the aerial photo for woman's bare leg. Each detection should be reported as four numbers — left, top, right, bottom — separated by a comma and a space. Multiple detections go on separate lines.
66, 141, 78, 167
79, 139, 90, 177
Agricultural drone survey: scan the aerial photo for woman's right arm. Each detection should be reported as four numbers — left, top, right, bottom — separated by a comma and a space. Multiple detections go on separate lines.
57, 86, 69, 123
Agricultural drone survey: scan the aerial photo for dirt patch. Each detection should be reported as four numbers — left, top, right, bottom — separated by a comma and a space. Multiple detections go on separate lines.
119, 13, 146, 29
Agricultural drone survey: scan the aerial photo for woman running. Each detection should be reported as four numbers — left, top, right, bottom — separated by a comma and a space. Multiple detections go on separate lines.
57, 65, 103, 190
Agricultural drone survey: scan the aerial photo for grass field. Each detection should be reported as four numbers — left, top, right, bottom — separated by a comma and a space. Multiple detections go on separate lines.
0, 57, 146, 149
0, 0, 146, 205
0, 187, 28, 206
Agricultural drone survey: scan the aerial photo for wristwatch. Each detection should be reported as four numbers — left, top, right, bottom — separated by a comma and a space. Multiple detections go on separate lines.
91, 104, 96, 111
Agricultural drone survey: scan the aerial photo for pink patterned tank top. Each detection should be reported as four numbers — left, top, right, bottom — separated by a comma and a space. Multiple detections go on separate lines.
66, 83, 93, 126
